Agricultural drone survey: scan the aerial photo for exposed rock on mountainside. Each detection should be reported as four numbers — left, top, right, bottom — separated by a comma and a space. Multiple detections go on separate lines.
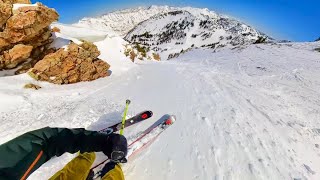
124, 43, 161, 62
316, 37, 320, 41
254, 36, 268, 44
29, 41, 111, 84
1, 1, 112, 84
0, 2, 58, 72
125, 9, 267, 59
167, 47, 193, 60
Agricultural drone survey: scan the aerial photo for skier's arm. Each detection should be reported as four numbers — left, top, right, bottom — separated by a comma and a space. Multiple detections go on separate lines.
0, 127, 118, 180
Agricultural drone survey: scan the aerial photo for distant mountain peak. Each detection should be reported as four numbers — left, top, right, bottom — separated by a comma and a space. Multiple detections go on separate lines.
76, 5, 269, 60
123, 6, 268, 59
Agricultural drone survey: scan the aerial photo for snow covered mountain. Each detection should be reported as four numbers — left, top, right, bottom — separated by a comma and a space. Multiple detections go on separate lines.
125, 9, 265, 59
76, 6, 176, 36
77, 6, 267, 59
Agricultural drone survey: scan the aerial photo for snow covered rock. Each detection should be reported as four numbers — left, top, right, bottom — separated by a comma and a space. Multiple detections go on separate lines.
29, 41, 111, 84
0, 2, 58, 72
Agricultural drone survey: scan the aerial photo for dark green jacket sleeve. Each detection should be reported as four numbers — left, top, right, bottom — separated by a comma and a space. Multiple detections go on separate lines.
0, 127, 109, 180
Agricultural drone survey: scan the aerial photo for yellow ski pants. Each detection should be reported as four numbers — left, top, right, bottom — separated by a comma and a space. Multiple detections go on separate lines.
49, 153, 125, 180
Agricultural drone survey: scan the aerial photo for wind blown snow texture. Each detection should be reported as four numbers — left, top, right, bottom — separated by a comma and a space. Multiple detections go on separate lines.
0, 25, 320, 180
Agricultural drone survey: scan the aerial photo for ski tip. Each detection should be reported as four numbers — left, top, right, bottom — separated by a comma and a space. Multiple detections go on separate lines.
170, 115, 176, 122
164, 115, 176, 125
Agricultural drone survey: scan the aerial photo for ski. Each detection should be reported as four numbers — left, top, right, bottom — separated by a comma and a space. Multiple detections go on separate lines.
127, 114, 176, 160
99, 110, 153, 133
90, 114, 176, 179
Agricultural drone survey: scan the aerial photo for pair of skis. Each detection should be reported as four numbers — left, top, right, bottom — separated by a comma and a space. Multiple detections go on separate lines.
89, 110, 176, 179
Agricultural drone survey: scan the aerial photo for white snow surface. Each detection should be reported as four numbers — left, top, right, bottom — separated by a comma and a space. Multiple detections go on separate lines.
0, 24, 320, 180
12, 3, 38, 10
51, 22, 117, 42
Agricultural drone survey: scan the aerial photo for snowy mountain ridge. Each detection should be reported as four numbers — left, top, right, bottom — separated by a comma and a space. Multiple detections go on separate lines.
77, 5, 267, 59
76, 5, 176, 36
125, 9, 265, 59
76, 5, 263, 38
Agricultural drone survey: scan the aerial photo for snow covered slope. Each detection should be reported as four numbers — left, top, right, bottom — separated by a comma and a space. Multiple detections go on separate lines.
1, 23, 320, 180
76, 6, 176, 37
51, 22, 117, 42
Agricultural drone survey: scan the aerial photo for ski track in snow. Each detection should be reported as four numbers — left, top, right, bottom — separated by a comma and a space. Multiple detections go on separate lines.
0, 42, 320, 180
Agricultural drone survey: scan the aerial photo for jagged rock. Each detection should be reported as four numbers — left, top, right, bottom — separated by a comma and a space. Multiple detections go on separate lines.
29, 41, 111, 84
25, 28, 53, 48
78, 41, 100, 59
254, 36, 267, 44
51, 27, 60, 33
15, 47, 55, 75
1, 2, 117, 82
0, 1, 12, 29
0, 37, 11, 51
0, 44, 33, 69
152, 53, 161, 61
0, 2, 59, 71
3, 3, 59, 43
24, 83, 41, 90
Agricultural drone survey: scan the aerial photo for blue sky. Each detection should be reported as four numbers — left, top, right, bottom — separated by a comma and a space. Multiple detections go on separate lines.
34, 0, 319, 42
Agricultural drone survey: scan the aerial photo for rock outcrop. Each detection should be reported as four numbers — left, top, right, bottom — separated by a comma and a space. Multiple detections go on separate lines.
124, 43, 161, 62
29, 41, 111, 84
0, 44, 33, 69
24, 83, 41, 90
1, 1, 111, 84
0, 1, 58, 72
